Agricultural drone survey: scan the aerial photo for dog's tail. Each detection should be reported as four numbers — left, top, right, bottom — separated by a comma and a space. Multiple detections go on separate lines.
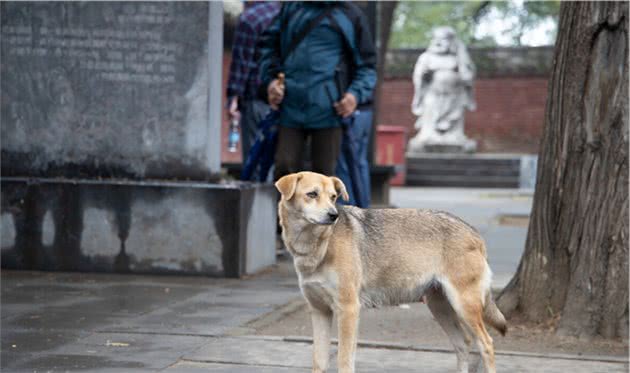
483, 291, 507, 336
477, 242, 507, 336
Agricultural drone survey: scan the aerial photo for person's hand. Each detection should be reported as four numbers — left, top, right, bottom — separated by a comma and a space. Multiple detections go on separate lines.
267, 79, 285, 110
334, 92, 357, 118
227, 97, 240, 121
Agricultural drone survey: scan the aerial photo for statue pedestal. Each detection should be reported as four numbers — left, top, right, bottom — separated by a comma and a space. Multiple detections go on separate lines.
405, 153, 537, 188
407, 129, 478, 154
411, 142, 477, 154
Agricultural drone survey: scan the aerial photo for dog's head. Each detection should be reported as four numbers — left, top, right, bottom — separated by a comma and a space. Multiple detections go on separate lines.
275, 172, 349, 225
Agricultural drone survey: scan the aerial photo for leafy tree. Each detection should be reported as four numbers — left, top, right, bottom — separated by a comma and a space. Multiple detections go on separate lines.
390, 1, 560, 48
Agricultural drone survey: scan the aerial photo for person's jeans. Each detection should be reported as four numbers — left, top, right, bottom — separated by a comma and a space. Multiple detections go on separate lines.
240, 98, 271, 163
336, 110, 372, 207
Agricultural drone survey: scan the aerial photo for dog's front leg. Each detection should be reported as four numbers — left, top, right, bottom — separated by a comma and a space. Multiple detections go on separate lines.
336, 300, 360, 373
310, 306, 333, 373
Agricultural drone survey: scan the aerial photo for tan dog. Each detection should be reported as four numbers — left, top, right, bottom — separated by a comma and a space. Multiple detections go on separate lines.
276, 171, 507, 373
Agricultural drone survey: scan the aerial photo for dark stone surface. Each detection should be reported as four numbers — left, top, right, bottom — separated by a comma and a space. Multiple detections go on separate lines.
405, 154, 524, 188
1, 177, 276, 277
370, 165, 396, 207
1, 269, 300, 372
1, 2, 218, 180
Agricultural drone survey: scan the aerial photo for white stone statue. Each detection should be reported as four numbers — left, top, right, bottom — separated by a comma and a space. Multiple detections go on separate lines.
409, 27, 477, 153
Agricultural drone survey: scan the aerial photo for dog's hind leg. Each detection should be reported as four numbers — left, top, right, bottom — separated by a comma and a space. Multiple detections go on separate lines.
464, 307, 495, 373
426, 289, 472, 373
310, 307, 333, 373
442, 283, 496, 373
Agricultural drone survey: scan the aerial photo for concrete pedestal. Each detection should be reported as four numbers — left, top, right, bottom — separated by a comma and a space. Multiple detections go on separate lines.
1, 177, 276, 277
406, 153, 537, 188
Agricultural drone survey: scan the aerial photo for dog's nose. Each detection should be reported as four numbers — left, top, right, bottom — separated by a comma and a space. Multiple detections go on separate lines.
328, 212, 339, 221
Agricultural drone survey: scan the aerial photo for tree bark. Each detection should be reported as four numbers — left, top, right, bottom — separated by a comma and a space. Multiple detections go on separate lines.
373, 1, 397, 128
497, 1, 629, 340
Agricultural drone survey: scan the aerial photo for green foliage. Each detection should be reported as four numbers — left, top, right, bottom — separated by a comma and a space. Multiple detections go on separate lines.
390, 1, 560, 49
390, 1, 484, 48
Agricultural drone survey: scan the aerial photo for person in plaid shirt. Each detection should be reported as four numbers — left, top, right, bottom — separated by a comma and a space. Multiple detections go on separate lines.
226, 1, 281, 162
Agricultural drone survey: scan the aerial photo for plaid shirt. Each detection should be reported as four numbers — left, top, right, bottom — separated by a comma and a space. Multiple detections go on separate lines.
227, 2, 281, 100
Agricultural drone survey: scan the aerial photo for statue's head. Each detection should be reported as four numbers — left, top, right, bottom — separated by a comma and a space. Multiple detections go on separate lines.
428, 27, 457, 55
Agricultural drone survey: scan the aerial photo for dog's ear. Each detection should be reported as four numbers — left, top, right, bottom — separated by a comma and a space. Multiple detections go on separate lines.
331, 177, 350, 201
275, 173, 301, 200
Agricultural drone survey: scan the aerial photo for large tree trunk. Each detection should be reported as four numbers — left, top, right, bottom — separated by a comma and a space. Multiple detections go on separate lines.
373, 1, 397, 130
497, 1, 628, 340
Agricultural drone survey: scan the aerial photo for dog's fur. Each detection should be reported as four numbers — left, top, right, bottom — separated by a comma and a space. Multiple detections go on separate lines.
276, 172, 507, 373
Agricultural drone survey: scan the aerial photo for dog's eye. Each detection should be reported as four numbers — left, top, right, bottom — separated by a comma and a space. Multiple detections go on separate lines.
330, 194, 337, 201
307, 191, 318, 199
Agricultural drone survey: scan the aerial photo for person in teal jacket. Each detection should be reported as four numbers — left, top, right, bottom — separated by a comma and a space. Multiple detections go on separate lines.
258, 1, 376, 181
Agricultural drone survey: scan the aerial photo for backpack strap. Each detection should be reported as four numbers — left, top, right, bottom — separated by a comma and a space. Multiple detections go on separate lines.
327, 7, 374, 108
325, 11, 353, 60
281, 5, 337, 63
325, 12, 355, 101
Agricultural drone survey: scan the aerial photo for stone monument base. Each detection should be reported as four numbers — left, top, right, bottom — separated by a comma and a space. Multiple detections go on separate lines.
408, 134, 478, 154
405, 153, 537, 188
1, 177, 276, 278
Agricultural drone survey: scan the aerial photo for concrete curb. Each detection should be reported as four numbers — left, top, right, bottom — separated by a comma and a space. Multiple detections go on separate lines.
215, 296, 306, 337
243, 297, 306, 330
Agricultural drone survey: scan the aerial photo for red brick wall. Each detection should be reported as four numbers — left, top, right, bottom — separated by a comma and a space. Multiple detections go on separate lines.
221, 51, 548, 163
377, 77, 548, 154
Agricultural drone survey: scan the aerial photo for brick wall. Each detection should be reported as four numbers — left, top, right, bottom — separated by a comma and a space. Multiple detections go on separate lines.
221, 48, 551, 164
377, 76, 548, 154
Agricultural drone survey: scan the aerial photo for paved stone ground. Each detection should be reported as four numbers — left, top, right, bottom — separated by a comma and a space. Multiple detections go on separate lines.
3, 187, 628, 372
3, 269, 627, 373
1, 268, 299, 372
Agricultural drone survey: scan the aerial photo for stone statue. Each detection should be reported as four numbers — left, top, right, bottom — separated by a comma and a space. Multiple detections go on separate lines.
409, 27, 477, 153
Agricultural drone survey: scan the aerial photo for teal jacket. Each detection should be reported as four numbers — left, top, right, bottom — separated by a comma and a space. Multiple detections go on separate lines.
258, 2, 376, 129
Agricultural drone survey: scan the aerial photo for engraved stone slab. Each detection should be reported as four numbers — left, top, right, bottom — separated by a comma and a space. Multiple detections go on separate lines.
1, 2, 219, 179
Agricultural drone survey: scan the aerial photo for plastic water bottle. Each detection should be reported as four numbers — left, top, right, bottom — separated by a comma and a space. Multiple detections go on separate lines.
228, 117, 240, 153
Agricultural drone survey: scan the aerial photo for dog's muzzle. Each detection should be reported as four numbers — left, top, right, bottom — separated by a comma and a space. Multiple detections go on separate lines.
321, 209, 338, 225
314, 209, 339, 225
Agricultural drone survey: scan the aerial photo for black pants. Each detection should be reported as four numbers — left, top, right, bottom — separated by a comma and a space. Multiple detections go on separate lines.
274, 125, 343, 181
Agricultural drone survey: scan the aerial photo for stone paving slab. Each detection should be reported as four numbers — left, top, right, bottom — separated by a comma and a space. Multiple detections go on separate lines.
6, 332, 209, 372
165, 361, 310, 373
184, 336, 314, 369
1, 270, 299, 372
180, 336, 629, 373
101, 302, 272, 336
